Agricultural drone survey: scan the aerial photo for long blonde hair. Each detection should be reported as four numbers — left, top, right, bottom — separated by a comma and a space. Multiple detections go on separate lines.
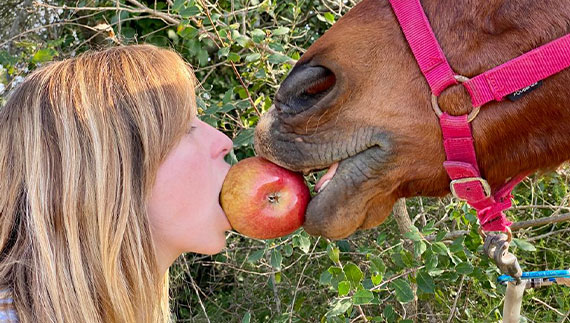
0, 45, 196, 322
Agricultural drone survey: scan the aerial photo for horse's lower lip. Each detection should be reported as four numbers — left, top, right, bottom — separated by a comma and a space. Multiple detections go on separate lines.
303, 146, 389, 238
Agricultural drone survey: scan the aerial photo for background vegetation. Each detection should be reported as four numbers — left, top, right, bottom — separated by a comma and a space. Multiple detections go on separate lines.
1, 1, 569, 322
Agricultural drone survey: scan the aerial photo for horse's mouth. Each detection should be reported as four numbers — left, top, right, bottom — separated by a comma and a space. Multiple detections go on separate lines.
254, 107, 395, 239
300, 146, 392, 238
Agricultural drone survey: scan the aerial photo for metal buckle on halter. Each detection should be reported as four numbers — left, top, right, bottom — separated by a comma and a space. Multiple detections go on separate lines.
450, 177, 492, 200
431, 75, 481, 122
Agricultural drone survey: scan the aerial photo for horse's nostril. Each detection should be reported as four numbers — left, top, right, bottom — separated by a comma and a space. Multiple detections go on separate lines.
305, 70, 336, 95
275, 65, 337, 115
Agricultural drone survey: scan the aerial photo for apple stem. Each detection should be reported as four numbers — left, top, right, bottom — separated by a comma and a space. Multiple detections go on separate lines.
267, 192, 280, 204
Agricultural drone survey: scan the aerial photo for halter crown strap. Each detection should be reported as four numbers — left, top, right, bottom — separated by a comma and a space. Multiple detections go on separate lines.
388, 0, 570, 232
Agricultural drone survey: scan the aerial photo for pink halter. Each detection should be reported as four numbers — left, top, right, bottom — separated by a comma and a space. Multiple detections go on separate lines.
388, 0, 570, 232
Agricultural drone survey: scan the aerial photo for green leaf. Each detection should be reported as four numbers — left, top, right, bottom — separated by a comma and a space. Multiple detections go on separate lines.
251, 29, 266, 43
383, 305, 397, 322
179, 5, 200, 18
336, 240, 351, 252
390, 279, 414, 304
465, 210, 478, 223
272, 26, 290, 36
320, 270, 332, 285
298, 235, 310, 253
512, 238, 537, 251
343, 263, 363, 287
247, 249, 265, 263
235, 100, 251, 110
431, 242, 449, 255
235, 36, 251, 48
417, 270, 435, 294
32, 48, 57, 63
328, 266, 346, 289
228, 52, 241, 62
270, 249, 282, 271
338, 281, 350, 296
371, 273, 383, 285
327, 244, 340, 264
232, 129, 254, 147
220, 104, 236, 113
222, 88, 234, 103
324, 12, 336, 24
327, 299, 352, 317
268, 53, 290, 64
404, 227, 423, 242
455, 262, 474, 275
370, 256, 386, 275
197, 49, 209, 66
435, 231, 447, 242
218, 46, 230, 58
245, 53, 261, 62
376, 232, 387, 245
421, 222, 437, 235
172, 0, 185, 11
425, 251, 439, 271
414, 240, 427, 257
242, 312, 251, 323
353, 290, 374, 305
396, 250, 414, 268
449, 236, 465, 254
268, 42, 285, 52
282, 244, 293, 257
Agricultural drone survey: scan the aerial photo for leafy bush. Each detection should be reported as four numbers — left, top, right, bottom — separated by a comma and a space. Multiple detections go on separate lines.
2, 1, 569, 322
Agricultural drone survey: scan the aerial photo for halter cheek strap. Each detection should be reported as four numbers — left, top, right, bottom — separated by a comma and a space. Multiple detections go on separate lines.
388, 0, 570, 233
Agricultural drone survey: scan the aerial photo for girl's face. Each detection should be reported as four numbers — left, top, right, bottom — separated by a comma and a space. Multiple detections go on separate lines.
147, 118, 233, 267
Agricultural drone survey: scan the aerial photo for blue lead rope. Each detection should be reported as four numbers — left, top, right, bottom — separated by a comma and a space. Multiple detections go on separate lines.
498, 269, 570, 284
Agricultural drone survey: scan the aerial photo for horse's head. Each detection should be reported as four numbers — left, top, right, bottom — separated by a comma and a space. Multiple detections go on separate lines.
254, 0, 570, 239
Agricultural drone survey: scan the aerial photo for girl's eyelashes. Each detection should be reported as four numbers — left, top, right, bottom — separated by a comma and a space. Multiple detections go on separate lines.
187, 126, 197, 134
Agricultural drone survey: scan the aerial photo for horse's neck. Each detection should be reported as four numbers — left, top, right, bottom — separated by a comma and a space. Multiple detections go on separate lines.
426, 0, 570, 187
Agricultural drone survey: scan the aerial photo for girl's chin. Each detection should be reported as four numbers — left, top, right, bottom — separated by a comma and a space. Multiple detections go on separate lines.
196, 235, 227, 255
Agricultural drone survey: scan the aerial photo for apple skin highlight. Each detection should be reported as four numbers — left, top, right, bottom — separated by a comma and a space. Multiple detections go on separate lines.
220, 157, 310, 239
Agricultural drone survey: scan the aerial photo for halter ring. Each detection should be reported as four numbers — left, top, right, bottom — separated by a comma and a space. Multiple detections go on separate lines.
431, 75, 480, 122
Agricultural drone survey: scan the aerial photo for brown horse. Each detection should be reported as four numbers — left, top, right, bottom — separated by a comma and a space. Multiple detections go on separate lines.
254, 0, 570, 239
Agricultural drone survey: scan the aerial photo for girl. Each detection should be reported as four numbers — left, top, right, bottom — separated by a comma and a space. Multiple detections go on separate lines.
0, 45, 233, 322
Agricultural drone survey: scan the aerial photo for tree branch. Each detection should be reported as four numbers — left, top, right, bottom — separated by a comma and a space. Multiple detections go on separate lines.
425, 212, 570, 241
6, 0, 34, 53
511, 213, 570, 230
447, 275, 465, 323
392, 198, 418, 322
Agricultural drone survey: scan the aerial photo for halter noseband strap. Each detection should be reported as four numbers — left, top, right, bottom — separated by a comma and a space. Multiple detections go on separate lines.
388, 0, 570, 233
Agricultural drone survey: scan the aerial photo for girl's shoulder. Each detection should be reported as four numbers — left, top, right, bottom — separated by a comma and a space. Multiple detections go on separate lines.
0, 290, 19, 322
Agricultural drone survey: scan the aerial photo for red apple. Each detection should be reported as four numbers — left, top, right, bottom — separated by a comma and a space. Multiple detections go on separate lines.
220, 156, 310, 239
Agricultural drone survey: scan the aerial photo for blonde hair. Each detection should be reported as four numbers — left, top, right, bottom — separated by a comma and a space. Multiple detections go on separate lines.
0, 44, 196, 322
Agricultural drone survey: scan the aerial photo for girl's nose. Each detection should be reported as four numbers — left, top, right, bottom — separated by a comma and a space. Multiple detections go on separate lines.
206, 122, 233, 159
